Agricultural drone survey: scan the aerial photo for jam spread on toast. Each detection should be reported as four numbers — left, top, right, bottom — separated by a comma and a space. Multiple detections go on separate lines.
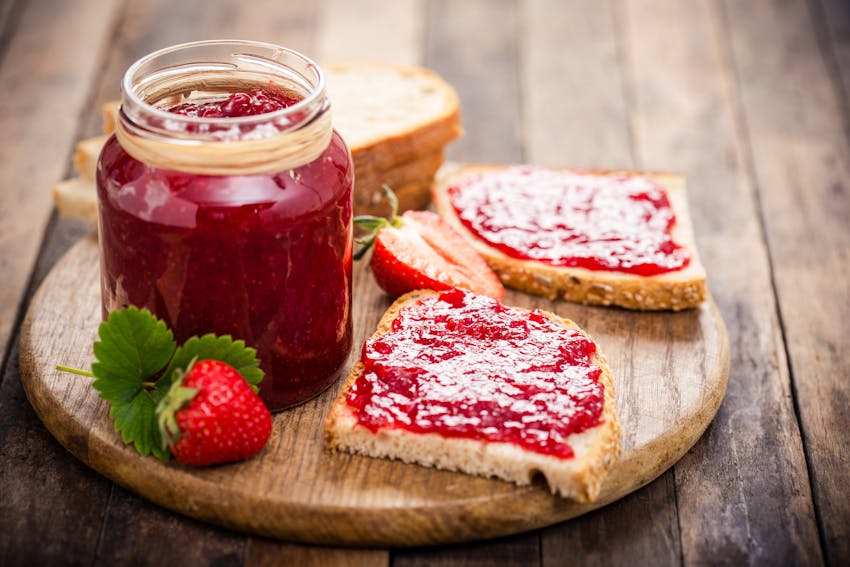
447, 167, 691, 276
346, 289, 605, 459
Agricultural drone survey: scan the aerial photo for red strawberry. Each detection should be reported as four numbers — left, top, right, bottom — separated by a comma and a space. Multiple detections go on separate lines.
355, 188, 504, 300
156, 359, 273, 467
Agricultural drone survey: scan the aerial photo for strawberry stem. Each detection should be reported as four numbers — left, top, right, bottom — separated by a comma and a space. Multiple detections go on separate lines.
56, 365, 95, 378
383, 184, 400, 223
352, 185, 401, 260
156, 357, 200, 450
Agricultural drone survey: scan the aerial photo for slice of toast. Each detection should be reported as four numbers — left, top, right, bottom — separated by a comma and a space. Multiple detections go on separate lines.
73, 135, 109, 182
325, 289, 620, 502
353, 149, 444, 215
432, 164, 707, 311
324, 62, 462, 171
52, 177, 98, 223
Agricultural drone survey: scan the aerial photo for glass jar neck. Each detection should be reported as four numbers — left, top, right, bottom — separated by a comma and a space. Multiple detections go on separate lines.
116, 40, 332, 175
120, 39, 329, 143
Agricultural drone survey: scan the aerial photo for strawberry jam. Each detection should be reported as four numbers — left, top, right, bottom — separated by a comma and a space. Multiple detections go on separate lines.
99, 67, 353, 410
167, 88, 298, 118
447, 167, 691, 276
346, 289, 605, 459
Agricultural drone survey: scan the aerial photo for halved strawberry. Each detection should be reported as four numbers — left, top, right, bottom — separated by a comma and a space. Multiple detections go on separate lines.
355, 188, 504, 300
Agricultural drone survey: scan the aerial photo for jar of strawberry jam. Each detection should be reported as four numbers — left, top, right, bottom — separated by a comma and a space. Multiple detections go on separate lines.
97, 40, 354, 410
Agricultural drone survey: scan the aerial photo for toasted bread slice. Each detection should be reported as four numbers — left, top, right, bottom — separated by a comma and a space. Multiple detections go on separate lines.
102, 100, 119, 135
52, 177, 97, 223
73, 135, 109, 182
325, 289, 620, 502
353, 149, 444, 215
432, 164, 707, 311
355, 148, 444, 186
324, 62, 462, 171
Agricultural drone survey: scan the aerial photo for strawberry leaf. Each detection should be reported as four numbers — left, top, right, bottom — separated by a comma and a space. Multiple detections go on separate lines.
90, 307, 176, 459
163, 334, 264, 392
352, 185, 402, 260
92, 307, 175, 384
110, 388, 170, 460
61, 307, 265, 460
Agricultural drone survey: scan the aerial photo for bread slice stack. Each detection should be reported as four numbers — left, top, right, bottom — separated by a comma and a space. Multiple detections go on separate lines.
325, 62, 461, 216
51, 62, 462, 222
325, 289, 621, 502
432, 164, 707, 311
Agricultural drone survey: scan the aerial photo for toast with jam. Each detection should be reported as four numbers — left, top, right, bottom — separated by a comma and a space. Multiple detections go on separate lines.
325, 288, 621, 502
432, 164, 707, 311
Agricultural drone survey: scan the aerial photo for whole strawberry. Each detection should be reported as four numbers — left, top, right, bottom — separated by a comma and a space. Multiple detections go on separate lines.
156, 359, 273, 466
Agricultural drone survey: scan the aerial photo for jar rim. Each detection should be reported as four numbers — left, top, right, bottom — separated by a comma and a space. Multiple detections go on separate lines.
121, 39, 327, 129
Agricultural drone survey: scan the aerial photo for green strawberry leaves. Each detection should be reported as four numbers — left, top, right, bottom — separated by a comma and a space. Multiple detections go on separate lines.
63, 306, 264, 460
353, 185, 401, 260
92, 307, 176, 387
164, 334, 263, 393
110, 389, 169, 460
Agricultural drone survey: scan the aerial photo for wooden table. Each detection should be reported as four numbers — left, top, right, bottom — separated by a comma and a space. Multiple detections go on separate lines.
1, 0, 847, 565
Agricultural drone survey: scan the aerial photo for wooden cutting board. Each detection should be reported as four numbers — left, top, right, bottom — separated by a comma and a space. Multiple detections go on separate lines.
19, 235, 729, 546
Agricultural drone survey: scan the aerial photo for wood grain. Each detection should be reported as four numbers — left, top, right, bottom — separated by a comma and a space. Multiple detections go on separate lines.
0, 0, 121, 364
817, 0, 850, 110
2, 0, 843, 563
523, 0, 633, 171
723, 0, 850, 563
421, 2, 535, 562
245, 540, 387, 567
94, 485, 245, 565
0, 337, 112, 565
625, 0, 824, 562
0, 1, 120, 563
19, 236, 728, 547
316, 0, 424, 65
56, 1, 336, 565
522, 2, 685, 564
426, 0, 522, 164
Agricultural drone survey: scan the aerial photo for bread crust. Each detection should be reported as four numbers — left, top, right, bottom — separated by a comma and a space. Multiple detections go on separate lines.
432, 164, 707, 311
52, 177, 98, 223
324, 62, 463, 171
325, 290, 621, 502
353, 150, 444, 215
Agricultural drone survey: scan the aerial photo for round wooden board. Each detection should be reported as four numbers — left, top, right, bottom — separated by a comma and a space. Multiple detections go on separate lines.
20, 236, 729, 547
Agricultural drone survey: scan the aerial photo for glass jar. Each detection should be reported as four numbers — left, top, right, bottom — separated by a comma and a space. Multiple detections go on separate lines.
97, 40, 354, 410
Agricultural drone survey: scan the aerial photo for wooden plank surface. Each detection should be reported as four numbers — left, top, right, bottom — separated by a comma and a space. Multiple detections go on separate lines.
817, 0, 850, 109
522, 2, 684, 564
413, 1, 536, 563
0, 0, 121, 362
723, 0, 850, 563
317, 0, 424, 65
1, 0, 848, 563
0, 1, 121, 565
624, 0, 824, 563
18, 218, 728, 546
